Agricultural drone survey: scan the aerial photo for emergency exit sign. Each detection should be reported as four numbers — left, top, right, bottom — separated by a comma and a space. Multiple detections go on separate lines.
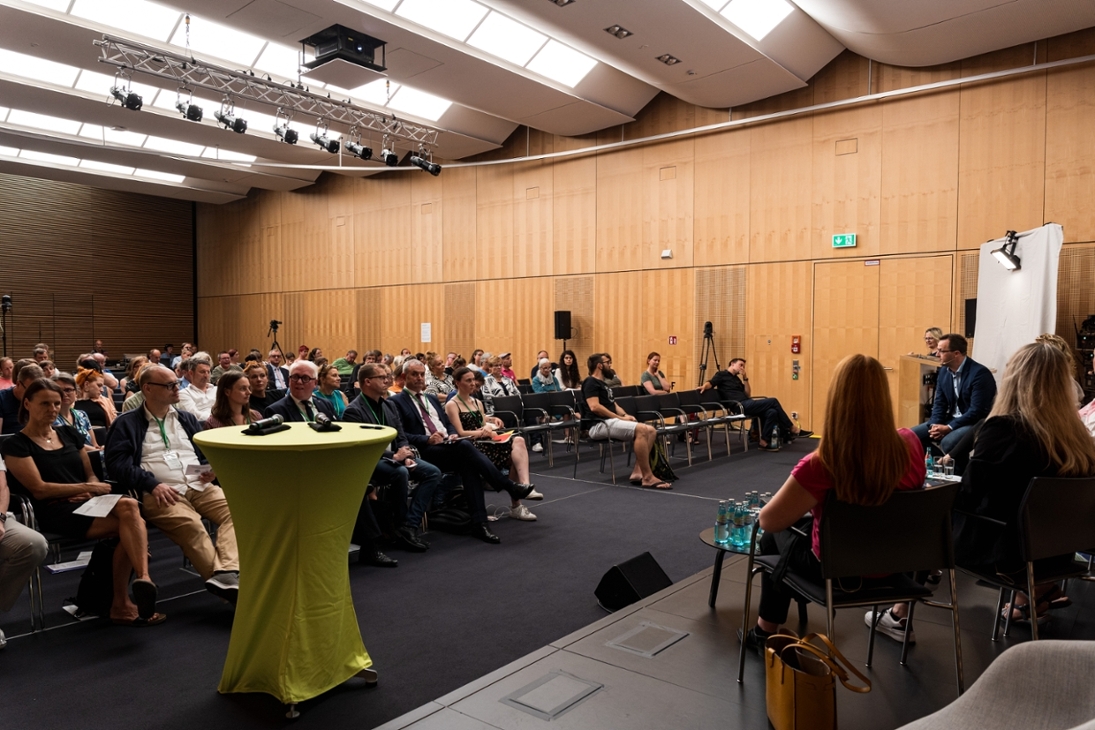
832, 233, 857, 248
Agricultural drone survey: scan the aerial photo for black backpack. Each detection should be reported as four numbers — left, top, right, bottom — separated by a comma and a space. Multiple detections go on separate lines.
72, 538, 120, 618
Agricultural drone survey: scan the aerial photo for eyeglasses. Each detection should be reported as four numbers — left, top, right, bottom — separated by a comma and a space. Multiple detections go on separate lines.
924, 337, 937, 341
936, 348, 952, 354
289, 374, 316, 383
61, 387, 77, 394
366, 375, 393, 381
148, 381, 181, 391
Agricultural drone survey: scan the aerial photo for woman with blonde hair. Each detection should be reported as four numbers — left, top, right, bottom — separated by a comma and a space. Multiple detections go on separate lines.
741, 354, 925, 650
955, 341, 1095, 621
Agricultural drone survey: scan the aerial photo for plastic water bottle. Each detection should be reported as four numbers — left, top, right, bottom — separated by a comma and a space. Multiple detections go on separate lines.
742, 506, 755, 547
924, 448, 934, 485
714, 500, 730, 544
771, 426, 781, 450
731, 502, 746, 546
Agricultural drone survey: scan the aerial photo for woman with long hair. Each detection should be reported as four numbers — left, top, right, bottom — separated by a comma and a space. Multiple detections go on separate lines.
444, 366, 541, 521
205, 371, 261, 429
313, 362, 349, 419
640, 352, 672, 395
741, 354, 926, 650
556, 349, 581, 390
2, 379, 163, 625
955, 341, 1095, 621
52, 372, 99, 449
120, 355, 147, 396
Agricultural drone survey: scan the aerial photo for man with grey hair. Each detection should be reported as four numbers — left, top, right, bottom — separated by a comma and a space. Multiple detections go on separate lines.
91, 352, 119, 391
177, 352, 215, 421
264, 359, 335, 423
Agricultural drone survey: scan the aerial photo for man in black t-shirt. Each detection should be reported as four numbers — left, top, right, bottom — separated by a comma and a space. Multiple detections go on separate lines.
581, 353, 670, 489
699, 358, 810, 451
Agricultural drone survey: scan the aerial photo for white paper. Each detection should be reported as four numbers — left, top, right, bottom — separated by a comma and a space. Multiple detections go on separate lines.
185, 463, 213, 476
73, 494, 123, 518
420, 322, 432, 343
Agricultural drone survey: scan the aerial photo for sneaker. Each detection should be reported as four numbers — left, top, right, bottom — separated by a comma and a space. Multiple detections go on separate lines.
532, 442, 543, 452
525, 488, 544, 500
552, 437, 568, 444
205, 571, 240, 604
864, 609, 916, 644
508, 504, 538, 521
0, 627, 6, 650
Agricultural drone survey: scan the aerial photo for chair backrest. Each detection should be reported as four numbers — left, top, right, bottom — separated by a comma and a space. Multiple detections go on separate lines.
491, 395, 524, 427
616, 385, 642, 398
675, 389, 702, 407
549, 390, 577, 410
615, 396, 638, 418
1018, 476, 1095, 562
632, 395, 659, 417
656, 393, 682, 411
518, 383, 534, 394
818, 483, 958, 578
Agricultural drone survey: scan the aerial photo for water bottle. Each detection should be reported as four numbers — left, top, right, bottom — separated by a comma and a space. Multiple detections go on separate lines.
749, 491, 760, 510
731, 502, 746, 546
714, 500, 730, 544
742, 506, 755, 547
924, 448, 934, 485
771, 426, 781, 450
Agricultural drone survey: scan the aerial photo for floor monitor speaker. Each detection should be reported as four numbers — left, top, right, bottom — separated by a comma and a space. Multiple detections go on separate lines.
594, 552, 672, 611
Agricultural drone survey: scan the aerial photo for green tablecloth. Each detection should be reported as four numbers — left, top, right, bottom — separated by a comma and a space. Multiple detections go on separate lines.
193, 422, 396, 704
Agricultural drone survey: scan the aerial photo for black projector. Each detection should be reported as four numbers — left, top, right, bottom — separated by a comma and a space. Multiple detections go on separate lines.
301, 24, 386, 74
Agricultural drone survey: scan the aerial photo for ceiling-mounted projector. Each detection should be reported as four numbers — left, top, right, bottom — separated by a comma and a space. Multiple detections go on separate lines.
301, 24, 387, 82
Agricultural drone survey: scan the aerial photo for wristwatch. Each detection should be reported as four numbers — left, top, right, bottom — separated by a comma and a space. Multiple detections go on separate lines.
0, 513, 7, 524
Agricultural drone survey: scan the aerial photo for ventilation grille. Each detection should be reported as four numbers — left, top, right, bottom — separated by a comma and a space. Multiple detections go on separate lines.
958, 252, 979, 337
554, 276, 594, 360
1057, 244, 1095, 340
694, 266, 746, 369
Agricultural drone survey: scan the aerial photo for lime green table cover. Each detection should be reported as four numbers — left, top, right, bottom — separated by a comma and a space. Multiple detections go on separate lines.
193, 422, 396, 704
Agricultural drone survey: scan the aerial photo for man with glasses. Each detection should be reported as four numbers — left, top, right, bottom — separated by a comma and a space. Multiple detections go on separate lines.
105, 365, 240, 603
911, 333, 996, 454
264, 360, 335, 423
177, 352, 215, 422
266, 349, 289, 392
700, 358, 810, 451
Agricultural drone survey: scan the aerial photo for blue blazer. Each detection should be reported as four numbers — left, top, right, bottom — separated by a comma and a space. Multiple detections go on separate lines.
263, 394, 335, 423
930, 356, 996, 430
392, 390, 454, 449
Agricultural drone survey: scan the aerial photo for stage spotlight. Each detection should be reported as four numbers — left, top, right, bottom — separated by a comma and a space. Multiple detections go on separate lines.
310, 121, 340, 154
410, 153, 441, 176
380, 147, 398, 166
275, 123, 299, 144
214, 109, 247, 133
175, 91, 203, 122
345, 140, 372, 160
110, 85, 143, 111
991, 230, 1022, 271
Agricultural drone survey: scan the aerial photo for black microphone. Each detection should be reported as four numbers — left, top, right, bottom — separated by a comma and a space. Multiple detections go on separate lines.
244, 413, 289, 436
309, 412, 342, 432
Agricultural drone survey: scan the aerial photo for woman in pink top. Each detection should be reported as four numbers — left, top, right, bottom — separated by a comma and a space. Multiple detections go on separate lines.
740, 354, 925, 651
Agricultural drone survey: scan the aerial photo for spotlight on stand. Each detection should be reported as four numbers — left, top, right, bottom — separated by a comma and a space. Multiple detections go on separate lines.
991, 230, 1022, 271
214, 98, 247, 134
344, 128, 371, 160
110, 73, 142, 111
409, 148, 441, 176
274, 109, 298, 144
310, 121, 340, 154
174, 89, 203, 122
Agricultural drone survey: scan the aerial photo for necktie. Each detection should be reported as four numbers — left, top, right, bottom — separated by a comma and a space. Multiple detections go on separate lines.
415, 394, 437, 434
304, 400, 316, 423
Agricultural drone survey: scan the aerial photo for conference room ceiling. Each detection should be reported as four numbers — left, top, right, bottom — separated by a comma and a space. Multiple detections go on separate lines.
0, 0, 1091, 203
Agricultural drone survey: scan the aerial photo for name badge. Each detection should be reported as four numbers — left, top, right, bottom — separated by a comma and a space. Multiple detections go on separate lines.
163, 451, 182, 470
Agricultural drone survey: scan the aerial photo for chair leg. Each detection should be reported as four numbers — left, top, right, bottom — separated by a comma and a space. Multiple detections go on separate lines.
1026, 563, 1039, 641
949, 569, 965, 695
866, 603, 880, 667
738, 564, 764, 684
825, 581, 835, 643
991, 587, 1006, 642
900, 601, 915, 666
797, 599, 808, 628
1003, 589, 1015, 638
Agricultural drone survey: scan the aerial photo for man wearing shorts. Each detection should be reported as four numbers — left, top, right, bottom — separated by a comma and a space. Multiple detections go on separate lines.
580, 353, 670, 489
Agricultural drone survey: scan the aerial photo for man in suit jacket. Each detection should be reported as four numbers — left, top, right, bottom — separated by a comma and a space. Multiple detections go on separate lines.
266, 349, 290, 393
263, 360, 334, 423
343, 362, 443, 553
912, 333, 997, 453
393, 359, 532, 544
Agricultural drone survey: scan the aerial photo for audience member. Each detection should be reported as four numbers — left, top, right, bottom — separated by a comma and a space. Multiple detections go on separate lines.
39, 360, 56, 379
332, 350, 358, 376
446, 366, 540, 522
307, 347, 323, 362
556, 350, 581, 390
105, 365, 239, 603
266, 349, 289, 391
148, 349, 162, 365
600, 354, 623, 388
170, 343, 193, 369
91, 353, 118, 390
313, 363, 349, 419
245, 361, 281, 414
176, 352, 215, 422
641, 352, 673, 395
263, 360, 333, 423
483, 356, 519, 397
910, 334, 996, 454
424, 353, 454, 398
699, 358, 808, 450
469, 349, 485, 372
210, 351, 242, 385
740, 355, 925, 651
952, 341, 1095, 622
0, 452, 49, 649
393, 360, 532, 544
499, 353, 516, 381
92, 339, 105, 355
74, 368, 116, 428
120, 356, 148, 395
529, 350, 550, 380
910, 327, 943, 358
32, 347, 48, 363
581, 353, 669, 489
0, 357, 13, 389
532, 358, 561, 393
205, 371, 261, 429
1034, 332, 1084, 406
51, 372, 99, 448
1, 361, 40, 435
4, 379, 163, 625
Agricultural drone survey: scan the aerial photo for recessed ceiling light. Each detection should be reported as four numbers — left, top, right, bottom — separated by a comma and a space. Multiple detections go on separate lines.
657, 54, 681, 65
0, 145, 22, 157
0, 49, 80, 86
135, 168, 185, 183
396, 0, 489, 43
80, 159, 136, 175
604, 25, 632, 39
168, 15, 266, 67
720, 0, 794, 41
71, 0, 182, 43
7, 109, 82, 135
20, 149, 81, 166
387, 86, 452, 121
468, 12, 547, 66
527, 39, 596, 88
144, 136, 205, 156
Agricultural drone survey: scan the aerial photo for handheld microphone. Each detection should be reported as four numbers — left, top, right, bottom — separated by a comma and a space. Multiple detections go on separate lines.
243, 413, 289, 436
309, 412, 342, 432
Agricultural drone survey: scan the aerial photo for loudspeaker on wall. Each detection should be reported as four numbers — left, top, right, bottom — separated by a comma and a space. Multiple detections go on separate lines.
554, 310, 571, 341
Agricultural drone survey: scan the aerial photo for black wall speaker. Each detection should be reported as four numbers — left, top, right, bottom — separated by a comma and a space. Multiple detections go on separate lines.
964, 298, 977, 338
554, 310, 571, 340
594, 552, 672, 611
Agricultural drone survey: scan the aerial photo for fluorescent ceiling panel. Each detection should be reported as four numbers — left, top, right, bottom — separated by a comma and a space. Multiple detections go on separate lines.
396, 0, 489, 42
526, 40, 597, 88
135, 168, 185, 183
80, 159, 136, 175
467, 12, 547, 66
20, 0, 71, 10
144, 135, 204, 156
387, 86, 452, 121
229, 108, 279, 136
169, 16, 267, 67
0, 49, 80, 86
695, 0, 729, 10
355, 0, 401, 11
78, 124, 148, 147
75, 69, 161, 104
720, 0, 793, 41
201, 148, 256, 163
70, 0, 182, 43
0, 145, 20, 157
350, 79, 400, 105
7, 109, 82, 135
20, 149, 81, 166
0, 106, 8, 121
255, 43, 301, 82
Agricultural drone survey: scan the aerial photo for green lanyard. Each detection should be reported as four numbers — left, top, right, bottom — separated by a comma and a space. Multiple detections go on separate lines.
151, 414, 170, 449
456, 394, 484, 426
363, 397, 386, 426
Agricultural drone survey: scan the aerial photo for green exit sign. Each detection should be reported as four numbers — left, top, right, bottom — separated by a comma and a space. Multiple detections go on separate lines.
832, 233, 857, 248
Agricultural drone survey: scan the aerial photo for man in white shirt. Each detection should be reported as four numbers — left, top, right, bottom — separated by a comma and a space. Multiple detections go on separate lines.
177, 352, 215, 422
105, 365, 240, 603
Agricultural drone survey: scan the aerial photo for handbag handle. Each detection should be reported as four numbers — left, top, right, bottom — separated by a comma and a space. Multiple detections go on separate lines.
781, 635, 871, 694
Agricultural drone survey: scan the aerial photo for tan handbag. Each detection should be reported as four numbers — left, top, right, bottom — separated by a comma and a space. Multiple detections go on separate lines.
765, 632, 871, 730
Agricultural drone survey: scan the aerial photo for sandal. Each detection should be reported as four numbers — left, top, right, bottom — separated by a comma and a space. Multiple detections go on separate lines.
112, 612, 167, 627
1041, 585, 1073, 610
1002, 601, 1051, 624
641, 480, 673, 490
131, 579, 158, 620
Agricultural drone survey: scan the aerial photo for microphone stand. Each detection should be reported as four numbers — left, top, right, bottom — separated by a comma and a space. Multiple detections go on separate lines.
1, 295, 12, 358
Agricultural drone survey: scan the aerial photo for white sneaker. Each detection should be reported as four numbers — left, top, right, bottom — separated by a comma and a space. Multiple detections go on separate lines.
526, 489, 543, 500
532, 442, 543, 452
508, 504, 537, 521
864, 609, 916, 644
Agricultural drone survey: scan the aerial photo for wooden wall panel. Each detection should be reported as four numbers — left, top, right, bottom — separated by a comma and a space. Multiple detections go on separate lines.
442, 167, 478, 282
957, 76, 1047, 248
641, 268, 694, 386
694, 130, 750, 267
512, 161, 554, 278
694, 267, 747, 385
594, 272, 644, 385
880, 91, 960, 254
444, 283, 476, 359
552, 156, 597, 275
474, 278, 553, 374
812, 107, 882, 259
596, 147, 645, 272
553, 276, 594, 362
750, 118, 813, 262
410, 173, 444, 283
745, 262, 814, 427
380, 284, 444, 355
356, 288, 383, 351
354, 175, 412, 286
643, 139, 694, 268
1045, 66, 1095, 243
476, 165, 514, 280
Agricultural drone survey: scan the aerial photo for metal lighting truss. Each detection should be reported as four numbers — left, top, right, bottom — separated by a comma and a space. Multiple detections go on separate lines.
94, 35, 440, 149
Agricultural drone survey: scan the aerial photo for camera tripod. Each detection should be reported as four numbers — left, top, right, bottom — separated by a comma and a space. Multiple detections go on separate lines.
697, 320, 720, 387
